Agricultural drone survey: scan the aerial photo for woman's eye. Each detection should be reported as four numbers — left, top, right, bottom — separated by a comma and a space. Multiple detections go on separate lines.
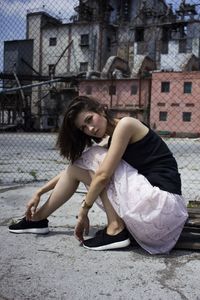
87, 116, 92, 123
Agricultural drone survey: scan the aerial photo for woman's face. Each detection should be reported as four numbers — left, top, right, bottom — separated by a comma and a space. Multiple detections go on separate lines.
75, 110, 107, 138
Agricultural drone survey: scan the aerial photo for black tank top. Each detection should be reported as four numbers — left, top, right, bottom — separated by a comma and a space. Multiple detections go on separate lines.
108, 128, 182, 195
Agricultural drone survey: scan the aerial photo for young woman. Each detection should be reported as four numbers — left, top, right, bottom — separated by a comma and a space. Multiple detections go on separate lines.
9, 96, 188, 254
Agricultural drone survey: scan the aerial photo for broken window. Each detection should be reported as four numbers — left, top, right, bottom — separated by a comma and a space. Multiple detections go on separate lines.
184, 82, 192, 93
159, 111, 168, 121
80, 34, 89, 47
161, 82, 170, 93
182, 112, 191, 122
79, 62, 88, 72
135, 28, 144, 42
49, 38, 57, 46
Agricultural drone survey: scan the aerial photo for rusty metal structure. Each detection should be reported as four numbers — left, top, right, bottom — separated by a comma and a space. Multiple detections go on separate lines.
1, 0, 200, 131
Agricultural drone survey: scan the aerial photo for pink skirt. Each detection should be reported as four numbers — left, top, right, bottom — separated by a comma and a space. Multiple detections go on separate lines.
74, 145, 188, 254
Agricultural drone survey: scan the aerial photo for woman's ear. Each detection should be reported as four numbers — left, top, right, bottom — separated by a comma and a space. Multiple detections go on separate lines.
101, 108, 106, 116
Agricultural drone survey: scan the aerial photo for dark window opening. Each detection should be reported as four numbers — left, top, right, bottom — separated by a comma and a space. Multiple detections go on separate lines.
49, 38, 57, 46
49, 64, 55, 76
161, 82, 170, 93
184, 82, 192, 93
79, 62, 88, 72
80, 34, 89, 47
159, 111, 168, 121
179, 39, 187, 53
131, 85, 138, 95
162, 27, 171, 41
161, 41, 168, 54
180, 25, 187, 38
157, 102, 165, 106
183, 112, 191, 122
109, 85, 116, 95
135, 28, 144, 42
47, 117, 55, 126
85, 86, 92, 95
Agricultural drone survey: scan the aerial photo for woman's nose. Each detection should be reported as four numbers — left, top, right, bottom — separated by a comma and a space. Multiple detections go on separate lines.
88, 125, 95, 133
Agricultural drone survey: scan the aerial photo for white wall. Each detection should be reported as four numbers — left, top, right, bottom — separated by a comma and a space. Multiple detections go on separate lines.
160, 39, 200, 71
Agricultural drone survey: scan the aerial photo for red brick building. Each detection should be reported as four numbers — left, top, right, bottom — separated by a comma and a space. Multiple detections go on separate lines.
79, 78, 151, 123
150, 71, 200, 137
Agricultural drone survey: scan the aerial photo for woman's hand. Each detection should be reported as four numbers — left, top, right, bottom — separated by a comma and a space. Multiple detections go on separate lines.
74, 207, 90, 242
25, 193, 41, 220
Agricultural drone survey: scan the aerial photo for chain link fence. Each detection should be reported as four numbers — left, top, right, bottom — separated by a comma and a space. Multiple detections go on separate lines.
0, 0, 200, 202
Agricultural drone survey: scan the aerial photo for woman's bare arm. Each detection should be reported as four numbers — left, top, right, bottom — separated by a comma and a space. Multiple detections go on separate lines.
25, 170, 65, 219
83, 118, 148, 208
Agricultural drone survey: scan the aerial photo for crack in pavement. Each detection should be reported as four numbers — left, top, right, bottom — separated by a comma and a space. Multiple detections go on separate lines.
157, 255, 200, 299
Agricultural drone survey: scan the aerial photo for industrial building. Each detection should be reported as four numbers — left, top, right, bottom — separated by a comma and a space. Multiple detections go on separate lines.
1, 0, 200, 135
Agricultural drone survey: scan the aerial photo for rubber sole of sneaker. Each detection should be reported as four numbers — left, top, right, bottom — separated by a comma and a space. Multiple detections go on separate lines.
83, 238, 131, 251
9, 228, 49, 234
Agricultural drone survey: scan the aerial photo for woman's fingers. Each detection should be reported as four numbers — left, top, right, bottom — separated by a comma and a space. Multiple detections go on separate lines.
25, 195, 40, 220
25, 204, 35, 220
84, 217, 89, 236
74, 222, 84, 241
74, 216, 90, 242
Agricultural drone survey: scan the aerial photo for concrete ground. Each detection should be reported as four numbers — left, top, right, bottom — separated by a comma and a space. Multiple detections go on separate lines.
0, 184, 200, 300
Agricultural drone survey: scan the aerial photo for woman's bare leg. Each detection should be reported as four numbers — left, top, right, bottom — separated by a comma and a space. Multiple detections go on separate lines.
33, 165, 124, 235
32, 165, 92, 221
87, 170, 125, 235
99, 189, 125, 235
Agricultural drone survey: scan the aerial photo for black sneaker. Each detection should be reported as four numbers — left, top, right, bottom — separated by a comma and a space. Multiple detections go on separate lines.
95, 227, 105, 236
83, 227, 130, 251
9, 217, 49, 234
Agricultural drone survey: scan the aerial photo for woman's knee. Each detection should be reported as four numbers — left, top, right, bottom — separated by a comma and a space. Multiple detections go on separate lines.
68, 164, 93, 185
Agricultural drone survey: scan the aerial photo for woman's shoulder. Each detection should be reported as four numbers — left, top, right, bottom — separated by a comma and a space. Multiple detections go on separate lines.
116, 117, 149, 143
118, 116, 140, 124
116, 117, 143, 131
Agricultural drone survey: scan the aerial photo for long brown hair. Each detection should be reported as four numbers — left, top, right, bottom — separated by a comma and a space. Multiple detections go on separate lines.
56, 95, 114, 162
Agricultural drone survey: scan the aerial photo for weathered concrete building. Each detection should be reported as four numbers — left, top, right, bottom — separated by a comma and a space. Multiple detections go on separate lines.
2, 40, 33, 130
2, 0, 200, 132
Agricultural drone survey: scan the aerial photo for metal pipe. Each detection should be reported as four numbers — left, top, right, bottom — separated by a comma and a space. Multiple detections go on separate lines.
0, 78, 63, 94
13, 71, 25, 117
21, 58, 41, 76
54, 40, 73, 71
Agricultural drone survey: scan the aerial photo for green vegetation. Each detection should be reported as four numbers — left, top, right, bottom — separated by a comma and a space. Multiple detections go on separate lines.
29, 170, 37, 180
